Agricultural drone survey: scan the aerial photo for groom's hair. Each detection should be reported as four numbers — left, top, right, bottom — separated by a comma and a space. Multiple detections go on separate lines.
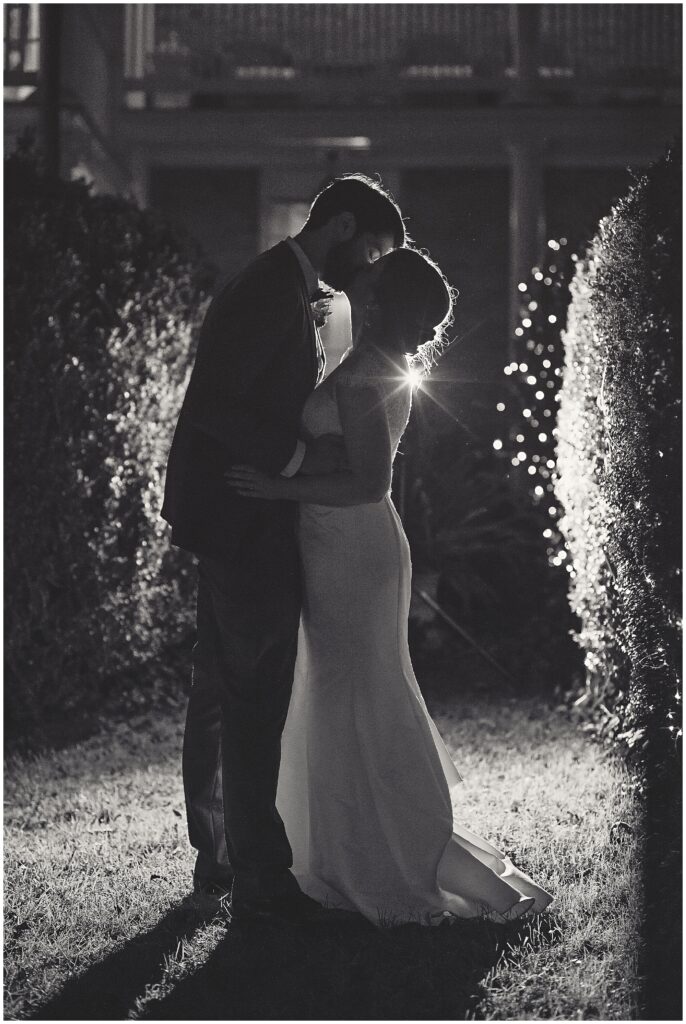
304, 174, 406, 247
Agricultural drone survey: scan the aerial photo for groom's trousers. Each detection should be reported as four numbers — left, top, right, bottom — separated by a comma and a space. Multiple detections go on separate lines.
182, 507, 301, 892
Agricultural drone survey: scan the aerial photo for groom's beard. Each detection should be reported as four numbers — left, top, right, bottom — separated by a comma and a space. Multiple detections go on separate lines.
321, 240, 362, 292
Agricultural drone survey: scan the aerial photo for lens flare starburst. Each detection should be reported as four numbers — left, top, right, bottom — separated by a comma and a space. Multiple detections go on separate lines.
405, 364, 424, 389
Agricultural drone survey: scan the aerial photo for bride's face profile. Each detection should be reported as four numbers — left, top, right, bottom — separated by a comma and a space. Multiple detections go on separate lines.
344, 257, 388, 315
346, 248, 453, 355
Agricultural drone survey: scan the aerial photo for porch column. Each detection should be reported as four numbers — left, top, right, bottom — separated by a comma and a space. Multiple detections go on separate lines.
508, 142, 546, 355
509, 4, 541, 104
507, 5, 546, 352
124, 4, 155, 106
39, 4, 62, 177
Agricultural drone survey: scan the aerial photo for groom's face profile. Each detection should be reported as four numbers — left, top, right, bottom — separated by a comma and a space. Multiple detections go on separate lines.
322, 229, 395, 292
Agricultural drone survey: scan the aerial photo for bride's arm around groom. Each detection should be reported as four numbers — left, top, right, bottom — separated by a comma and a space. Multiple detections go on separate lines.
226, 376, 394, 507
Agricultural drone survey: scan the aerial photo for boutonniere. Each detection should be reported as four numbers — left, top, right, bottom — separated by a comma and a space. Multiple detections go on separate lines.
310, 288, 335, 328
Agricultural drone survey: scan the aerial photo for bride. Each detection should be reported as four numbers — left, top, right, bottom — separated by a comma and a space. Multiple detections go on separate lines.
226, 247, 553, 926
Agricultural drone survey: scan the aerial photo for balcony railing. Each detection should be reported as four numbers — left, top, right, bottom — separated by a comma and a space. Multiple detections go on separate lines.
121, 3, 681, 109
540, 4, 682, 81
4, 4, 682, 110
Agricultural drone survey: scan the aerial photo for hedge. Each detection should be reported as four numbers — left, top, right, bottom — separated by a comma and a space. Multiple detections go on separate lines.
5, 148, 211, 738
555, 144, 681, 765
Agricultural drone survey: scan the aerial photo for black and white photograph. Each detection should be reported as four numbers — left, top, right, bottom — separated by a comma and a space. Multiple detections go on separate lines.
4, 2, 682, 1020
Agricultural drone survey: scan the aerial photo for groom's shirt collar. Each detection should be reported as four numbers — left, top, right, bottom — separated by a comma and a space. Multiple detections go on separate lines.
285, 236, 320, 298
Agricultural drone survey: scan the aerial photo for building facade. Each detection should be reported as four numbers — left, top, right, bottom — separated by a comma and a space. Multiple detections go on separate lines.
5, 3, 681, 405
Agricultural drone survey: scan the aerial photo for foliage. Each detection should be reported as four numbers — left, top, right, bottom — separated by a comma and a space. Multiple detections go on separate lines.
555, 144, 682, 765
5, 145, 211, 738
403, 231, 585, 692
405, 433, 580, 690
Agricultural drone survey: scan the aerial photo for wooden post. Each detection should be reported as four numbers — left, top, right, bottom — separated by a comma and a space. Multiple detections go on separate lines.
39, 4, 62, 177
508, 141, 546, 355
506, 6, 546, 351
509, 3, 541, 104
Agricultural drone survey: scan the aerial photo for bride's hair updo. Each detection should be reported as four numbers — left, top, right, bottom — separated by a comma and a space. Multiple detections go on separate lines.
364, 248, 456, 369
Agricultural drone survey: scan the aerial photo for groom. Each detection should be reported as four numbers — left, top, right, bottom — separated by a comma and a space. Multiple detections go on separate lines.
162, 174, 405, 922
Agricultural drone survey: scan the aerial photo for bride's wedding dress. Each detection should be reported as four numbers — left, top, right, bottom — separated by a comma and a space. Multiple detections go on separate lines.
276, 345, 553, 926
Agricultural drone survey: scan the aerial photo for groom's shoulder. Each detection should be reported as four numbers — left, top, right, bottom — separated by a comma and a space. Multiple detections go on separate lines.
200, 242, 303, 336
227, 241, 299, 294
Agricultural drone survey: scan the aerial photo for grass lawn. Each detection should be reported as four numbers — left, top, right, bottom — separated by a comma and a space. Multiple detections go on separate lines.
4, 682, 642, 1020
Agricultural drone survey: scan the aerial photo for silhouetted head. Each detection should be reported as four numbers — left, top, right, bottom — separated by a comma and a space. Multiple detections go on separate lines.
302, 174, 406, 290
348, 247, 455, 365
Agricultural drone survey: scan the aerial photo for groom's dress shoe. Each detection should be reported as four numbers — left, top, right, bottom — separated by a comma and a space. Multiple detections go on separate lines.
228, 887, 325, 925
193, 877, 233, 902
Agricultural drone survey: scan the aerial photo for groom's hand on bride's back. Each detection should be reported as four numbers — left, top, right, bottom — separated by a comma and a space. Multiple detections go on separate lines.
299, 434, 348, 475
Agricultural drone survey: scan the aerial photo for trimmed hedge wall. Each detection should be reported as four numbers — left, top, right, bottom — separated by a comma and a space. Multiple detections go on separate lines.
5, 150, 211, 737
555, 145, 681, 764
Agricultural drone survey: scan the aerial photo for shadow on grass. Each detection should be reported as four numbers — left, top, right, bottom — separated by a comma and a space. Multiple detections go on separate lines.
137, 911, 559, 1021
31, 897, 561, 1021
30, 897, 213, 1021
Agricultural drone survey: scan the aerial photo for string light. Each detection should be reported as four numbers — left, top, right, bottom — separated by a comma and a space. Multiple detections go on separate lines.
494, 236, 574, 568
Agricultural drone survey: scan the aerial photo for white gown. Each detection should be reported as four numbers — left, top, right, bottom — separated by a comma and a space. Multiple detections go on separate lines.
276, 345, 553, 926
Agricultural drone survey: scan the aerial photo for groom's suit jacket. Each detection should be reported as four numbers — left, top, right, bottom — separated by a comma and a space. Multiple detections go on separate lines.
161, 241, 321, 560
